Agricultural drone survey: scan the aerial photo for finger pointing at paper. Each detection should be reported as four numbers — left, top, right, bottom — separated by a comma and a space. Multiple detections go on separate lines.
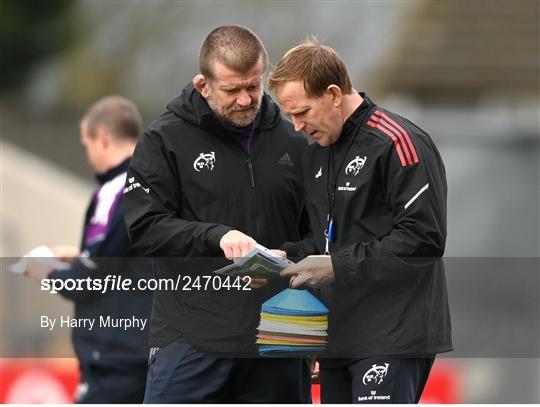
280, 255, 335, 288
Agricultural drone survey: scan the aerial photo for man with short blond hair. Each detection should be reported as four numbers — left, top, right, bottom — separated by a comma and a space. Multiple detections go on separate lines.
270, 39, 452, 404
268, 40, 351, 97
124, 25, 311, 403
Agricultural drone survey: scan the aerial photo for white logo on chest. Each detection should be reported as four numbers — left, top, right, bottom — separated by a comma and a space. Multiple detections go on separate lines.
345, 155, 367, 176
337, 181, 357, 192
194, 152, 216, 172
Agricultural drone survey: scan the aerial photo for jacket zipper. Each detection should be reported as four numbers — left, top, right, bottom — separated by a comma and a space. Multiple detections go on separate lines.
245, 152, 260, 240
246, 158, 255, 189
228, 130, 260, 239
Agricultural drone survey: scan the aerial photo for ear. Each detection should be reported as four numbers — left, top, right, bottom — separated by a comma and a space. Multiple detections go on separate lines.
326, 84, 343, 107
95, 126, 111, 149
193, 74, 209, 98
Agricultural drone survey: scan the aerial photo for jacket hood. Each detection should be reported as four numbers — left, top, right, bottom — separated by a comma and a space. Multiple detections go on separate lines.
166, 83, 281, 132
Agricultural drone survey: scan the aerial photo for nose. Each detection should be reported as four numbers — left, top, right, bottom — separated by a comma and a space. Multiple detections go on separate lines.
236, 90, 252, 107
291, 116, 305, 132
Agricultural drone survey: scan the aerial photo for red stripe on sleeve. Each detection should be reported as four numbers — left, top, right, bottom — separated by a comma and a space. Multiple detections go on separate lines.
375, 111, 420, 164
367, 120, 407, 167
371, 115, 413, 165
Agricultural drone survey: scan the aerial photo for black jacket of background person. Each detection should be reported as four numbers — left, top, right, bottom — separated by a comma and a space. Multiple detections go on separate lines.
283, 94, 452, 367
123, 84, 310, 354
48, 159, 153, 370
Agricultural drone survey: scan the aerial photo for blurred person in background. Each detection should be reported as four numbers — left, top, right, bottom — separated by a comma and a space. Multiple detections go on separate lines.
123, 25, 311, 403
25, 96, 153, 403
269, 40, 452, 404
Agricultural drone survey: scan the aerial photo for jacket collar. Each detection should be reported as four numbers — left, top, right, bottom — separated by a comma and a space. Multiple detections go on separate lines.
95, 157, 130, 185
336, 92, 375, 146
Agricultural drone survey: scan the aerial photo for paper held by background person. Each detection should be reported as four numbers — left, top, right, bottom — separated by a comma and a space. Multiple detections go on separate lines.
10, 245, 97, 275
10, 245, 71, 274
214, 244, 294, 279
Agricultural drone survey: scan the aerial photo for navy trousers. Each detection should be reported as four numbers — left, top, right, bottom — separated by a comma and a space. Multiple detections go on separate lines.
320, 356, 435, 404
144, 339, 311, 403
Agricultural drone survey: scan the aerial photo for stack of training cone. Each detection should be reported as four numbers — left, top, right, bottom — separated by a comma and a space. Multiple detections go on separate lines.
257, 288, 329, 356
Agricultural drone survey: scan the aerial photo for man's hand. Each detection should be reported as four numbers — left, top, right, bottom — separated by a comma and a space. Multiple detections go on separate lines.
25, 260, 54, 283
49, 245, 79, 263
280, 255, 335, 288
219, 230, 256, 261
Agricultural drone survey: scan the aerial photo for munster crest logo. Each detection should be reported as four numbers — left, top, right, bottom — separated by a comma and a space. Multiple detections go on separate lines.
345, 156, 367, 176
193, 152, 216, 172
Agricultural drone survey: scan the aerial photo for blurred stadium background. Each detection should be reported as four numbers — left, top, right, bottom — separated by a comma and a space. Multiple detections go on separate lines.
1, 0, 538, 403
